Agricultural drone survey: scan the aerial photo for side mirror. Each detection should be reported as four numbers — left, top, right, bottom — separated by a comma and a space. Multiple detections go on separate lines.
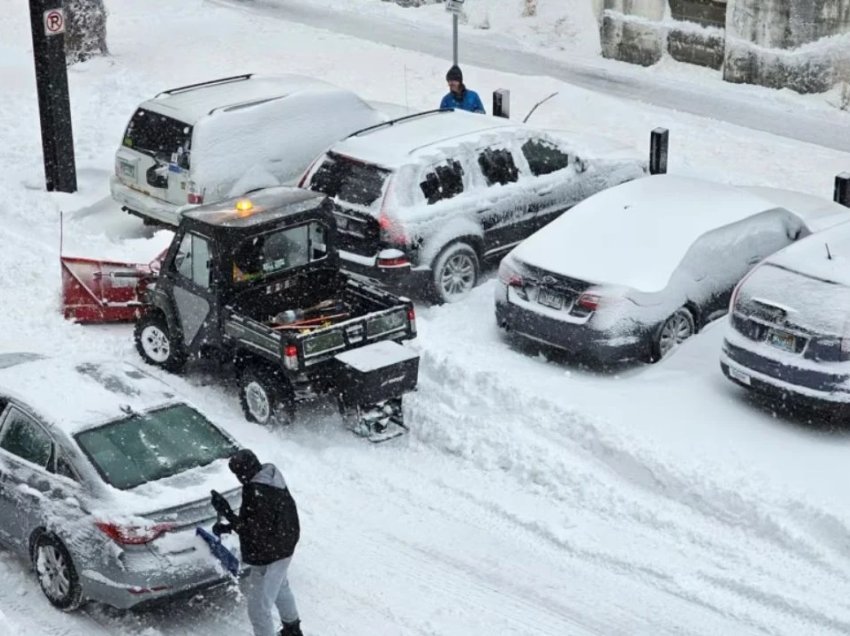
575, 156, 588, 174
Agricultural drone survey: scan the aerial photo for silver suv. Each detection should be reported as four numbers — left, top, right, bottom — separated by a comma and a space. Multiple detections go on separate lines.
302, 109, 646, 302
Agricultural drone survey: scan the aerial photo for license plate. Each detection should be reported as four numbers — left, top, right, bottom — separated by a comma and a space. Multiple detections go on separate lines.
537, 287, 564, 310
120, 161, 136, 179
728, 366, 751, 386
767, 329, 796, 353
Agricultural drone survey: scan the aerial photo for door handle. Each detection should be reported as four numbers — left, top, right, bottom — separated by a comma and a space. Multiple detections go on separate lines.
537, 187, 554, 196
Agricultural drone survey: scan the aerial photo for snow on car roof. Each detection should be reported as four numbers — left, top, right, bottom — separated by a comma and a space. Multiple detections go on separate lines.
329, 109, 517, 168
765, 217, 850, 287
0, 355, 179, 435
142, 74, 356, 125
511, 174, 818, 293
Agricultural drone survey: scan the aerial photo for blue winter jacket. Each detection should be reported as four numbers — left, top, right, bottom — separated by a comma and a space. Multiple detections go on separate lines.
440, 88, 486, 114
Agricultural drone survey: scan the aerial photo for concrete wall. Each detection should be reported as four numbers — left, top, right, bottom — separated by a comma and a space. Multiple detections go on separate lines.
724, 0, 850, 92
599, 0, 850, 94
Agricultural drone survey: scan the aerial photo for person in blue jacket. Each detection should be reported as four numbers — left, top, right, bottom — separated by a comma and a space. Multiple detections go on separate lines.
439, 65, 485, 114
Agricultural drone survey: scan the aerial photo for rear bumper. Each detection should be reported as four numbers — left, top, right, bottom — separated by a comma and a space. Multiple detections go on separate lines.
339, 250, 430, 295
495, 289, 646, 365
720, 339, 850, 405
110, 176, 184, 227
79, 530, 238, 609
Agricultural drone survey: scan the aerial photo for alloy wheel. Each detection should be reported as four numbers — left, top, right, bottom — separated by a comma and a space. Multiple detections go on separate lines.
140, 325, 171, 363
658, 310, 695, 358
439, 253, 476, 298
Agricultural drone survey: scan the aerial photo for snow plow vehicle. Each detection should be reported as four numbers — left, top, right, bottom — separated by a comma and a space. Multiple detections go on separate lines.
67, 187, 420, 441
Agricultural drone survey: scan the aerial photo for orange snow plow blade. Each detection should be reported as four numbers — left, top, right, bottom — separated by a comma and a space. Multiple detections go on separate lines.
60, 256, 157, 323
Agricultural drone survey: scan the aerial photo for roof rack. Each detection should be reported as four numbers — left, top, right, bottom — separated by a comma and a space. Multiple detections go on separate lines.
347, 108, 454, 138
208, 95, 287, 116
156, 74, 254, 98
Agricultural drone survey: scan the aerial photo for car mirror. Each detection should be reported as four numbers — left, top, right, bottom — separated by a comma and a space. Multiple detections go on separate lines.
575, 156, 588, 173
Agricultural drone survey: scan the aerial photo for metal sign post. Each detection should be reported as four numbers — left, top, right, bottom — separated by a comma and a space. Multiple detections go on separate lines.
28, 0, 77, 193
445, 0, 464, 66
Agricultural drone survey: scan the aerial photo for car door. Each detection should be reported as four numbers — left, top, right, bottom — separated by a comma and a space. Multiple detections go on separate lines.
168, 230, 217, 354
519, 135, 575, 233
0, 405, 57, 550
474, 144, 528, 255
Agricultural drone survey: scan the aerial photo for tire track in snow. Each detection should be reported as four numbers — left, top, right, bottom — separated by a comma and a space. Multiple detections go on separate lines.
407, 349, 850, 635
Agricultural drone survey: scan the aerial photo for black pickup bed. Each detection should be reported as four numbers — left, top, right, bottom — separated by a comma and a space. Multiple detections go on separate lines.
222, 276, 415, 375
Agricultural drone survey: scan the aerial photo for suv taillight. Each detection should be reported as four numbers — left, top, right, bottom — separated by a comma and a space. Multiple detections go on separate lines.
96, 521, 173, 545
283, 344, 299, 370
187, 181, 204, 205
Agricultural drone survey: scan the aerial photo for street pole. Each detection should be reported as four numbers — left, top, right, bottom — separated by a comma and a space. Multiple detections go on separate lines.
453, 13, 458, 66
28, 0, 77, 193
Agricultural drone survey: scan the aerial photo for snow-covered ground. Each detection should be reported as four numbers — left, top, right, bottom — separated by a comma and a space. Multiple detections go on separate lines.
3, 1, 850, 634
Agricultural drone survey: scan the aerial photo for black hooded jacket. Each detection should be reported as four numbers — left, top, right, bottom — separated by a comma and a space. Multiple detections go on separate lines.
222, 463, 300, 565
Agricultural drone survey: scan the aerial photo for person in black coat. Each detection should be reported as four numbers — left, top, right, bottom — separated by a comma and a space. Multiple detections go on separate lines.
211, 449, 302, 636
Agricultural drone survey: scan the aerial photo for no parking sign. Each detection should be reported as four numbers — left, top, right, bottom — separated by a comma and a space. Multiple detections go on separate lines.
43, 8, 65, 36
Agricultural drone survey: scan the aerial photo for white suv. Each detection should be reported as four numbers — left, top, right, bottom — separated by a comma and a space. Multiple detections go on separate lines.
301, 109, 646, 302
110, 74, 385, 226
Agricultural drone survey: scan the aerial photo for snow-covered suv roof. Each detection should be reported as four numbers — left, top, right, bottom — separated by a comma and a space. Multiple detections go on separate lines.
330, 109, 519, 169
141, 74, 355, 125
0, 355, 180, 434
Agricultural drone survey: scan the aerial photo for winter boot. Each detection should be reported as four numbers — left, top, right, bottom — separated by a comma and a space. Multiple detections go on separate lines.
280, 620, 303, 636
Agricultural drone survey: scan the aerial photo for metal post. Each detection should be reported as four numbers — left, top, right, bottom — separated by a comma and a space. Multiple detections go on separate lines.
649, 127, 669, 176
453, 14, 458, 66
493, 89, 510, 118
835, 172, 850, 208
28, 0, 77, 193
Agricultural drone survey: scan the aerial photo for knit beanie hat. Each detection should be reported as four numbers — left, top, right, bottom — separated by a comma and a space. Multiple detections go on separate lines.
446, 65, 463, 82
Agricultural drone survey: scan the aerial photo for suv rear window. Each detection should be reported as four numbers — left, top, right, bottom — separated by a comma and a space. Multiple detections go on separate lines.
308, 153, 390, 207
123, 108, 192, 162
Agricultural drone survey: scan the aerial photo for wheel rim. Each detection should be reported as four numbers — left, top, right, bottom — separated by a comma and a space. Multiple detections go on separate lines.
245, 381, 271, 423
658, 311, 693, 357
140, 325, 171, 363
37, 544, 71, 602
439, 253, 475, 299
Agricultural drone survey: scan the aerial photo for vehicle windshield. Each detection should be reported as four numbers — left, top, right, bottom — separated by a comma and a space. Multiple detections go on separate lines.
123, 108, 192, 162
308, 152, 390, 207
232, 221, 328, 282
75, 404, 237, 490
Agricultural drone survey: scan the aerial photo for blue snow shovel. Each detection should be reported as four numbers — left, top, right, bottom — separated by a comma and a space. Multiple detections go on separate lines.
197, 519, 240, 576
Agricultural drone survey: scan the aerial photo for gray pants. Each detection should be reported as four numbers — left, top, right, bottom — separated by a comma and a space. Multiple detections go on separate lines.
243, 557, 299, 636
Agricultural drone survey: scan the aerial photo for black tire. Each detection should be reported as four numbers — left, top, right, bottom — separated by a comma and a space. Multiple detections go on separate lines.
650, 307, 696, 362
430, 242, 480, 304
32, 534, 83, 611
134, 312, 187, 373
238, 363, 295, 426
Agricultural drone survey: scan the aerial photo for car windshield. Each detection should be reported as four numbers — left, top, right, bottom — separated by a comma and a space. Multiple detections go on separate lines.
123, 108, 192, 161
75, 404, 237, 490
308, 152, 390, 207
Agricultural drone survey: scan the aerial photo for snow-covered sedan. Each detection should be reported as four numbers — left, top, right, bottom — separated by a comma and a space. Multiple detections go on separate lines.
495, 175, 848, 365
721, 220, 850, 406
0, 353, 242, 610
301, 108, 646, 303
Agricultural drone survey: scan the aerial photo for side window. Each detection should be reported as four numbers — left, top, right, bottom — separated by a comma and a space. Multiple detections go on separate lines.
419, 160, 465, 205
173, 233, 211, 289
54, 454, 78, 481
522, 139, 570, 176
477, 148, 519, 186
0, 408, 52, 469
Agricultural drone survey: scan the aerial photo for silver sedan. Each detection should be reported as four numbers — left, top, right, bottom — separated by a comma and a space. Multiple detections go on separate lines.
0, 353, 241, 610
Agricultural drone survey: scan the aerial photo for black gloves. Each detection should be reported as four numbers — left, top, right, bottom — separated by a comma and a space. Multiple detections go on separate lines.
211, 489, 233, 517
212, 521, 232, 536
